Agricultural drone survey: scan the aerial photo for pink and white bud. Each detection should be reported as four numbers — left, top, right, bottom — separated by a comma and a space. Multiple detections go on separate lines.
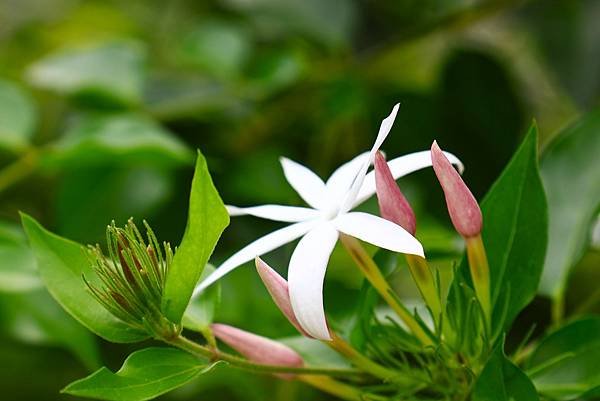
255, 257, 311, 337
374, 152, 417, 235
431, 141, 482, 238
211, 323, 304, 378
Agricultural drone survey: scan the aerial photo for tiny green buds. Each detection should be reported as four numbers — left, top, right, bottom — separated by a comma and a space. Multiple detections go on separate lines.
431, 141, 482, 238
84, 219, 180, 339
211, 323, 304, 378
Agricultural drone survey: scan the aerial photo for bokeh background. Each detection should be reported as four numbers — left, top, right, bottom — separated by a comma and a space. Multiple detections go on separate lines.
0, 0, 599, 400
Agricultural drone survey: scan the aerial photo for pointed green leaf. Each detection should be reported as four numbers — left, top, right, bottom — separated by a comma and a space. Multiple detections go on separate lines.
162, 152, 229, 323
182, 264, 220, 334
527, 317, 600, 400
63, 347, 219, 401
0, 79, 36, 151
539, 110, 600, 298
473, 342, 539, 401
21, 213, 148, 343
0, 221, 41, 292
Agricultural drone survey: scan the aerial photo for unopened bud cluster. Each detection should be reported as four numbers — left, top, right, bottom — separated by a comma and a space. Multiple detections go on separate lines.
84, 219, 179, 338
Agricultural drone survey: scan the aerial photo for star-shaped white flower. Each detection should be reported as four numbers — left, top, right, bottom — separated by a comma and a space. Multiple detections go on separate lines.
194, 104, 463, 340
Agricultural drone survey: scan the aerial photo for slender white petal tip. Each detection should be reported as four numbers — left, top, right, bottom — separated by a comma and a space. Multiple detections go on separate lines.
431, 141, 482, 238
255, 257, 311, 337
374, 152, 417, 235
211, 323, 304, 377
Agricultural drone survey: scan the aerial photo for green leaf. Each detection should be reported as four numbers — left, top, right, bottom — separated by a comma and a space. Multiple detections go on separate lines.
162, 152, 229, 323
0, 290, 101, 370
26, 41, 145, 106
454, 125, 548, 332
182, 265, 220, 333
63, 347, 218, 401
527, 317, 600, 400
473, 342, 539, 401
482, 125, 547, 330
538, 110, 600, 298
43, 114, 193, 169
0, 221, 41, 292
20, 213, 148, 343
0, 79, 36, 151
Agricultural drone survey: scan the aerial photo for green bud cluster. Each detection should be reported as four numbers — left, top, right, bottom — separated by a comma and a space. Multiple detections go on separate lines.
84, 219, 179, 338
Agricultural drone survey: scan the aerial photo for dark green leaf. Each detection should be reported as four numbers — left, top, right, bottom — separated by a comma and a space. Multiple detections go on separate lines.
43, 114, 193, 169
527, 317, 600, 400
63, 347, 218, 401
539, 110, 600, 298
162, 152, 229, 323
182, 265, 221, 333
473, 341, 539, 401
0, 79, 36, 151
0, 290, 101, 370
0, 221, 41, 292
21, 213, 148, 343
26, 41, 145, 106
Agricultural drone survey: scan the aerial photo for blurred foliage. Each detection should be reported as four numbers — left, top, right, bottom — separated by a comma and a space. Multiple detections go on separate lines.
0, 0, 599, 400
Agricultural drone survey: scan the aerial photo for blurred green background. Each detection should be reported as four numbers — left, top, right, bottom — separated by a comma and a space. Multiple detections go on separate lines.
0, 0, 599, 400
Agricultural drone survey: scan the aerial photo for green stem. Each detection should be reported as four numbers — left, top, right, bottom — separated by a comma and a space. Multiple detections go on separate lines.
167, 335, 360, 377
340, 234, 433, 347
299, 375, 382, 401
0, 148, 39, 193
465, 235, 492, 333
405, 254, 442, 329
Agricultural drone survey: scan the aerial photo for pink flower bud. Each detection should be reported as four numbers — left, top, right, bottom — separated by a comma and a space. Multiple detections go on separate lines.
211, 323, 304, 378
374, 152, 417, 235
255, 257, 311, 337
431, 141, 482, 238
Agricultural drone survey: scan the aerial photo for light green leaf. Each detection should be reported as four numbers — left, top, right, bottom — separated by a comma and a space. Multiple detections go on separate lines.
527, 317, 600, 400
26, 41, 145, 106
0, 221, 41, 292
539, 110, 600, 298
63, 347, 218, 401
0, 290, 101, 370
480, 124, 548, 331
0, 79, 36, 151
162, 152, 229, 323
182, 265, 220, 333
473, 342, 539, 401
43, 114, 193, 169
21, 213, 148, 343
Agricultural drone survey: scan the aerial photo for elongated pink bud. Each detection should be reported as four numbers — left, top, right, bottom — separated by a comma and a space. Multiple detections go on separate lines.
211, 323, 304, 378
431, 141, 482, 238
374, 152, 417, 235
255, 257, 311, 337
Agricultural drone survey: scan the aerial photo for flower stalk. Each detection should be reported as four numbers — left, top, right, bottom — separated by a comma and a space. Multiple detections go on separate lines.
339, 234, 433, 347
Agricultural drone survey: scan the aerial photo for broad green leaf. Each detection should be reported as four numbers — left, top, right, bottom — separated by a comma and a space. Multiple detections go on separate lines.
0, 221, 41, 292
26, 41, 145, 106
527, 317, 600, 400
0, 79, 36, 151
452, 125, 547, 333
0, 290, 100, 370
63, 347, 218, 401
481, 125, 547, 330
473, 342, 539, 401
162, 152, 229, 323
538, 110, 600, 298
21, 213, 148, 343
182, 265, 221, 334
55, 167, 173, 244
43, 114, 193, 169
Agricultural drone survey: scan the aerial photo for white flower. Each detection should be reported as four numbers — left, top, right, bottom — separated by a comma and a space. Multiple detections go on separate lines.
194, 104, 463, 340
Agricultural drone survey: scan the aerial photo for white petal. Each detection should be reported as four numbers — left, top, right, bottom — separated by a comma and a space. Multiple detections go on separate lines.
288, 223, 339, 340
340, 104, 400, 213
352, 150, 464, 208
324, 152, 370, 202
334, 212, 424, 257
280, 157, 327, 210
226, 205, 320, 223
193, 220, 318, 296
